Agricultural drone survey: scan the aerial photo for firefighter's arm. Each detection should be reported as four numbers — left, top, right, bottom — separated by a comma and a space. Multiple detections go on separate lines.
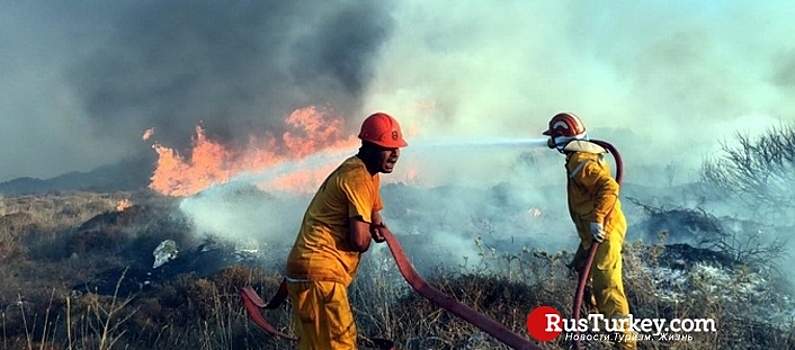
341, 174, 377, 252
372, 210, 384, 227
370, 181, 386, 243
348, 217, 372, 252
575, 161, 619, 224
370, 210, 386, 243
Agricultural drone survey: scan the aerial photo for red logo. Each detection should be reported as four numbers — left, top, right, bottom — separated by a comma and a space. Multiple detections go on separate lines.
526, 306, 562, 341
391, 130, 399, 140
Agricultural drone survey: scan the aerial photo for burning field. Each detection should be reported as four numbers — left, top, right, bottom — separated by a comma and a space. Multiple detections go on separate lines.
1, 106, 795, 350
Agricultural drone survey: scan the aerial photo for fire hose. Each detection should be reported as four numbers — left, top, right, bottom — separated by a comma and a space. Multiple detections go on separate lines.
239, 139, 621, 350
240, 226, 544, 350
572, 139, 623, 350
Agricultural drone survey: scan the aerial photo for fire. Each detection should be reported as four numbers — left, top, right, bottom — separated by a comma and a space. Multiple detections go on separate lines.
283, 107, 352, 158
117, 199, 133, 211
146, 106, 361, 197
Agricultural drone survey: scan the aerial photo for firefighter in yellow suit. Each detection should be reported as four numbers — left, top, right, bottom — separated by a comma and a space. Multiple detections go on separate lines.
284, 112, 408, 350
542, 112, 637, 350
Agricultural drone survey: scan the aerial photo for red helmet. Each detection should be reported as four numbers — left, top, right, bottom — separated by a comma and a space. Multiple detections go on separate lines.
358, 112, 409, 148
542, 112, 587, 137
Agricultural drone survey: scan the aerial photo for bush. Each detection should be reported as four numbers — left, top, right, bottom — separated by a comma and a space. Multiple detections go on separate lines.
627, 198, 789, 273
700, 123, 795, 223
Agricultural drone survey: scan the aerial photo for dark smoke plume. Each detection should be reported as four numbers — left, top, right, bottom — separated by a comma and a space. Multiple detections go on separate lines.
69, 0, 396, 153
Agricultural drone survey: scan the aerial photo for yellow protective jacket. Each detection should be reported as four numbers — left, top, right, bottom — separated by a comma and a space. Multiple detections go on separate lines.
285, 156, 383, 287
563, 140, 627, 249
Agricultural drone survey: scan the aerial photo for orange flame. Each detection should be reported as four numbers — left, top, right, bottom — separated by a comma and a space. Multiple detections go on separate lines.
146, 106, 361, 197
116, 199, 133, 212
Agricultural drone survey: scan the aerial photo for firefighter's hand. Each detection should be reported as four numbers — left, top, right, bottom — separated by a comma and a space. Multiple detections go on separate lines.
590, 222, 606, 243
370, 223, 386, 243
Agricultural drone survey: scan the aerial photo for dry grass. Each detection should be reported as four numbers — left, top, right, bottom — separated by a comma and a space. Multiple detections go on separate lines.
1, 191, 793, 350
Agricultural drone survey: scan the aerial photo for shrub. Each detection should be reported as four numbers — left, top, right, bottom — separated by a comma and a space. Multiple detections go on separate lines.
699, 123, 795, 224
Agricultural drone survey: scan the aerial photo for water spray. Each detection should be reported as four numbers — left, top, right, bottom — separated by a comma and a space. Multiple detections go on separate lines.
230, 147, 359, 185
210, 137, 549, 191
407, 138, 550, 149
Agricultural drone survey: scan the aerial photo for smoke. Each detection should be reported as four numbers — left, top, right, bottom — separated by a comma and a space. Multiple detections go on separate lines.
169, 0, 795, 271
4, 1, 795, 275
177, 181, 307, 249
3, 0, 792, 183
354, 0, 795, 269
361, 0, 795, 186
70, 0, 397, 151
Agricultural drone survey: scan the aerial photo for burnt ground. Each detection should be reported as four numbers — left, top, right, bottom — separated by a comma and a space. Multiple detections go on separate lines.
651, 243, 740, 270
70, 239, 264, 298
1, 185, 794, 350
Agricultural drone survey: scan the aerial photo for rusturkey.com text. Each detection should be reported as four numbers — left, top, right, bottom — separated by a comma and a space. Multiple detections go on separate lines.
526, 305, 717, 342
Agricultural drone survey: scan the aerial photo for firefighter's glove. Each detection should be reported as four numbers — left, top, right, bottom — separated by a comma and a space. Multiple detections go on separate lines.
590, 222, 606, 243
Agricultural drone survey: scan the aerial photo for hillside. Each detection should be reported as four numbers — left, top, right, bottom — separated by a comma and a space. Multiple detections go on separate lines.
0, 154, 156, 196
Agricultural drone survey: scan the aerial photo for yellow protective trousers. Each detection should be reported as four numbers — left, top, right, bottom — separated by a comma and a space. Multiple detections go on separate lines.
287, 280, 358, 350
573, 237, 636, 350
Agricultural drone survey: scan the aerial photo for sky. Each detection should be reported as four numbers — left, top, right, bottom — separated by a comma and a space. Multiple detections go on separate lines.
1, 0, 794, 185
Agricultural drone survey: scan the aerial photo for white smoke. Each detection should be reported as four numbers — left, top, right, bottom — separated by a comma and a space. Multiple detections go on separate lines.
352, 0, 795, 265
362, 0, 795, 184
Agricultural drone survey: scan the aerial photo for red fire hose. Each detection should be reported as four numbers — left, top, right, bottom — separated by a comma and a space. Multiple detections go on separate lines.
239, 139, 621, 350
240, 226, 544, 350
572, 139, 623, 350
